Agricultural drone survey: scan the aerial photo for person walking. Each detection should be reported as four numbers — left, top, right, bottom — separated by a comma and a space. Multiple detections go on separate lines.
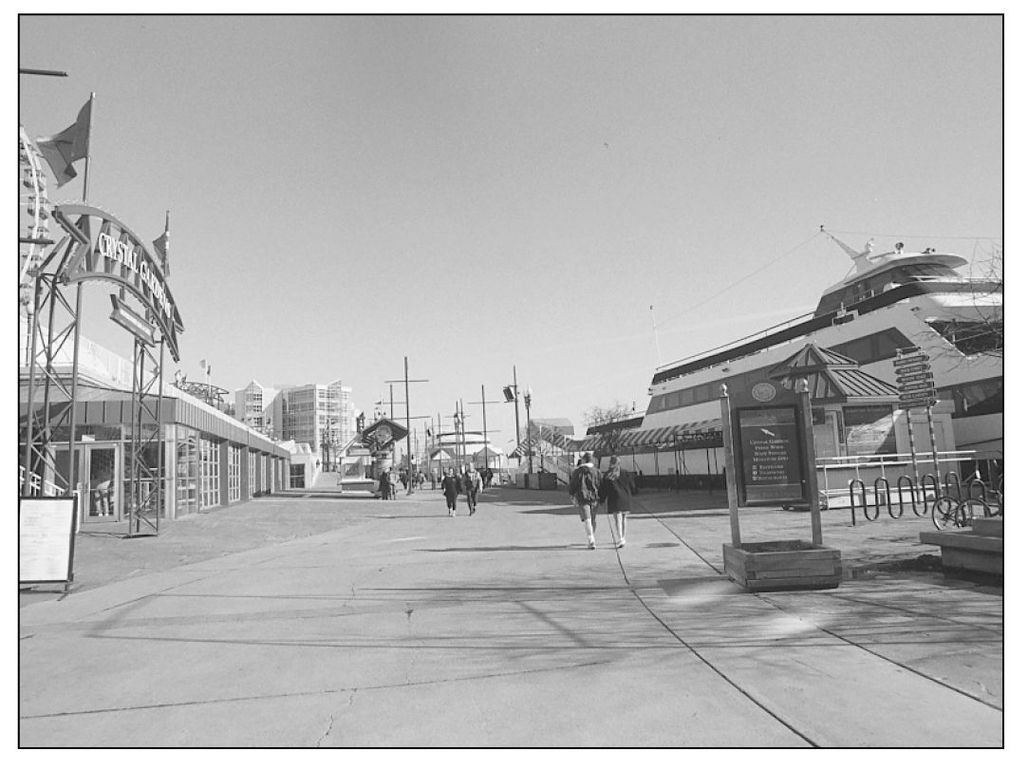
378, 470, 392, 501
441, 467, 461, 517
568, 452, 601, 549
598, 455, 636, 548
462, 465, 482, 515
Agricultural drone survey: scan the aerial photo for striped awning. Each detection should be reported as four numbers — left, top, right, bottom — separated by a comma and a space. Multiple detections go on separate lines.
578, 419, 724, 452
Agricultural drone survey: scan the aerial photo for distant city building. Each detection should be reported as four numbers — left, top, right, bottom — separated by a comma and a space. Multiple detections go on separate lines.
270, 380, 355, 467
234, 380, 278, 436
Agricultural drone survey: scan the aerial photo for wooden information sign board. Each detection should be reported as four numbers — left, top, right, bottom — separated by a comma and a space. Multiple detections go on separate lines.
19, 496, 77, 586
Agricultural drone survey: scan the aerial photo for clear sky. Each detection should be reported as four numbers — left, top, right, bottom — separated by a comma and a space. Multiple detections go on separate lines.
16, 13, 1003, 451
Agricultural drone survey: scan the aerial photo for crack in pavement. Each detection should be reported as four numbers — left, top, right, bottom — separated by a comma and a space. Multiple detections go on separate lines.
20, 659, 609, 721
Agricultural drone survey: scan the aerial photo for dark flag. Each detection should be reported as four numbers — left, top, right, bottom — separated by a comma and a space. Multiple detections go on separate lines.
36, 99, 91, 187
152, 211, 170, 276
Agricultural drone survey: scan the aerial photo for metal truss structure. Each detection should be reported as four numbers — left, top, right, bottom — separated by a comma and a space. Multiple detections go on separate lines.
19, 169, 178, 537
126, 337, 165, 536
19, 126, 82, 497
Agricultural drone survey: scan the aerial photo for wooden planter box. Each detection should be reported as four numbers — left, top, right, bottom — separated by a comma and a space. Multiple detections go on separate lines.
723, 540, 842, 591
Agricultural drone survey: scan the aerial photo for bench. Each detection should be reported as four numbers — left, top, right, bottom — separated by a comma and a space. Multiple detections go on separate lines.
919, 517, 1003, 575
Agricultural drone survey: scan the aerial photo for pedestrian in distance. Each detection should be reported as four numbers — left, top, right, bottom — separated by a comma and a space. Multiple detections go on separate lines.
568, 452, 601, 549
598, 456, 636, 549
462, 465, 482, 515
441, 467, 461, 517
378, 470, 392, 501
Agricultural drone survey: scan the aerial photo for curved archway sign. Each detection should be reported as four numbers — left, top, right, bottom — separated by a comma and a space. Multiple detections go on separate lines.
54, 203, 184, 361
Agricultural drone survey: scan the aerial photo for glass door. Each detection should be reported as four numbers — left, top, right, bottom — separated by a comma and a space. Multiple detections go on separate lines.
82, 443, 121, 521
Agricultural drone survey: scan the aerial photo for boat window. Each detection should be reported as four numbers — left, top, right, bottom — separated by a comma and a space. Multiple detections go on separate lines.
902, 264, 959, 281
942, 377, 1003, 418
927, 320, 1003, 356
828, 328, 913, 365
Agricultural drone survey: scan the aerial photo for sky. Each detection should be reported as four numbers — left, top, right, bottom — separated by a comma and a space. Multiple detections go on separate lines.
15, 13, 1004, 451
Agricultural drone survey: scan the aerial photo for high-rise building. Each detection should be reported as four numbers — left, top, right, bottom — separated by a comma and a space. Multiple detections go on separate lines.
270, 380, 355, 467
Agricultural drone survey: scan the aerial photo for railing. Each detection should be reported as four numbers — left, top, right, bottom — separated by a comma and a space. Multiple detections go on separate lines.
19, 466, 66, 497
513, 453, 573, 486
817, 450, 978, 508
846, 466, 1002, 527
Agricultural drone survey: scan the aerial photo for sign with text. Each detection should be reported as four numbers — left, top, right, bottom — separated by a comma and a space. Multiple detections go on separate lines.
893, 346, 936, 407
737, 407, 804, 504
19, 496, 77, 584
54, 204, 183, 361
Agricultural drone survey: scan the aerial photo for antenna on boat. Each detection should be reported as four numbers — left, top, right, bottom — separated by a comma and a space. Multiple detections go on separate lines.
824, 229, 875, 273
650, 304, 663, 366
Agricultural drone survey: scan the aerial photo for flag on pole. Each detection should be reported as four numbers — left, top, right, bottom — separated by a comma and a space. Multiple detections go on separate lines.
35, 98, 91, 187
152, 211, 170, 276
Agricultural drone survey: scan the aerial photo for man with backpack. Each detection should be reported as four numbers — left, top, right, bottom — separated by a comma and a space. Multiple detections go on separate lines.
462, 465, 483, 516
568, 452, 601, 549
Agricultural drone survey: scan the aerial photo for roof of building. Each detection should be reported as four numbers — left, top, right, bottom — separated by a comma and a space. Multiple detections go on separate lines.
769, 343, 899, 401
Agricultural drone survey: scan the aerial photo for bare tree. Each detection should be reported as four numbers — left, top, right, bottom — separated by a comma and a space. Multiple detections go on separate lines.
583, 401, 636, 456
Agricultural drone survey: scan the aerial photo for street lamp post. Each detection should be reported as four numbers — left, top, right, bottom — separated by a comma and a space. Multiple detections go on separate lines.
524, 387, 533, 475
503, 366, 522, 448
453, 408, 462, 472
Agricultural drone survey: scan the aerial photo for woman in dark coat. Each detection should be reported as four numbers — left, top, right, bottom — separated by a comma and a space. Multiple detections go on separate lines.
597, 456, 636, 548
441, 467, 461, 517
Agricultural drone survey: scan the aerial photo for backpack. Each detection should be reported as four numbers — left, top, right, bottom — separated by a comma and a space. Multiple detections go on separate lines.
578, 467, 598, 503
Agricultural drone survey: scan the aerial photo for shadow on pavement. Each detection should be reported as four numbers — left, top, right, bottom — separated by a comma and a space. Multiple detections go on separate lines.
419, 544, 583, 553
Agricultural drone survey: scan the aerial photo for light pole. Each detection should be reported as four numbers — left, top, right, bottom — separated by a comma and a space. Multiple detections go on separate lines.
524, 386, 533, 475
453, 408, 463, 472
502, 365, 522, 449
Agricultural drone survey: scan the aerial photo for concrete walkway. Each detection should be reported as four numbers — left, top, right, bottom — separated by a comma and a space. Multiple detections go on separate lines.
19, 486, 1002, 747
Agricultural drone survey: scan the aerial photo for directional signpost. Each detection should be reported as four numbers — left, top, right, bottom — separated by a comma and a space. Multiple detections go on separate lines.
893, 347, 940, 490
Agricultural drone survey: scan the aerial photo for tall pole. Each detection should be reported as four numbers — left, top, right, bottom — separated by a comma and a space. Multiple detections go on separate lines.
650, 304, 663, 366
904, 408, 921, 501
799, 379, 823, 546
481, 384, 489, 475
525, 388, 533, 475
719, 385, 741, 547
389, 383, 396, 468
454, 401, 461, 471
66, 92, 94, 505
512, 365, 522, 448
459, 399, 467, 471
926, 402, 942, 490
404, 356, 412, 492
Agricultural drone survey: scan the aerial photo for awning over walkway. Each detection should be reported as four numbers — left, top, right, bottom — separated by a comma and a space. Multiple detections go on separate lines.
574, 419, 723, 452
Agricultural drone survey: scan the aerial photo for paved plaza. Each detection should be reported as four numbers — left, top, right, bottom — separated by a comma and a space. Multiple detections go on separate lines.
19, 485, 1003, 747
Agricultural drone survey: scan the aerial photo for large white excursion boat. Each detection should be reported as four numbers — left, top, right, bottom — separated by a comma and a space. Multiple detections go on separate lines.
641, 237, 1003, 463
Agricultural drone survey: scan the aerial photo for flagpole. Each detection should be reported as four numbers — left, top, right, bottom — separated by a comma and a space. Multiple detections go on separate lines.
67, 91, 94, 505
82, 92, 94, 202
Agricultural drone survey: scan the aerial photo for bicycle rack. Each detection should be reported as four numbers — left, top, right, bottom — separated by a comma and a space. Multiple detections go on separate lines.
849, 478, 871, 525
871, 477, 897, 518
896, 475, 927, 517
943, 471, 962, 499
966, 478, 988, 502
921, 474, 940, 504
